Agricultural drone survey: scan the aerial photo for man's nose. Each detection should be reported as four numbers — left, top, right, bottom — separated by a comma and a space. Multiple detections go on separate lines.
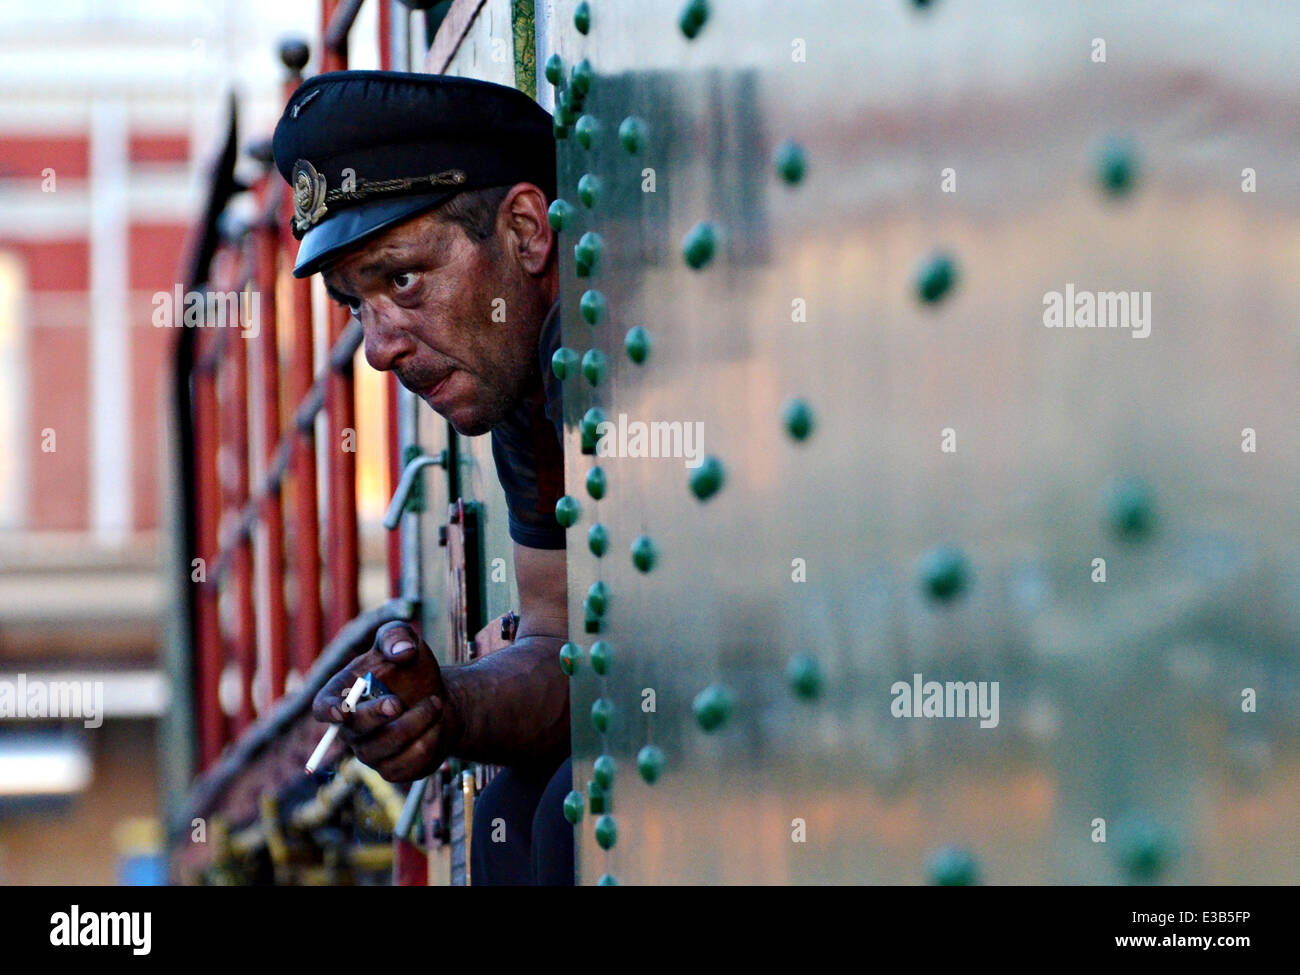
361, 306, 414, 373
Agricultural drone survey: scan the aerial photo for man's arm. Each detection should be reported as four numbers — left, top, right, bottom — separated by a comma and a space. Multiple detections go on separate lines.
440, 542, 570, 765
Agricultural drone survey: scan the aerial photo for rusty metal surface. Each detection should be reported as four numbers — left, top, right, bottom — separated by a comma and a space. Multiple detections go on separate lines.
544, 0, 1300, 883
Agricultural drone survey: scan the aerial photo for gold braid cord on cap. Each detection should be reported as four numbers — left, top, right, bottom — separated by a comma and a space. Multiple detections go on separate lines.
291, 159, 468, 235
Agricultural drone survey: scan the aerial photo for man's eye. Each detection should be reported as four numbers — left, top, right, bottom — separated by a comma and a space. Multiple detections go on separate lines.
391, 272, 418, 293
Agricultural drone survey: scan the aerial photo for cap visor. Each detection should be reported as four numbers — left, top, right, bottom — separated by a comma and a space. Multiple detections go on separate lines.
292, 189, 458, 278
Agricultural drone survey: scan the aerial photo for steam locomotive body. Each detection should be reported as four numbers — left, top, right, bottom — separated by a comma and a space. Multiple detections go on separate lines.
170, 0, 1300, 885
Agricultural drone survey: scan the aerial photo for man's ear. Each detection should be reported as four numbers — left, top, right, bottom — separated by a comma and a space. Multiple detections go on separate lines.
503, 182, 554, 276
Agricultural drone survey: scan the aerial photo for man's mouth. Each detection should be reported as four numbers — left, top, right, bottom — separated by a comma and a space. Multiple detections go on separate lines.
424, 371, 454, 403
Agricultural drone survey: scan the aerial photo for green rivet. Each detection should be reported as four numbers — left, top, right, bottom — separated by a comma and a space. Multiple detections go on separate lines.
555, 494, 580, 528
918, 545, 969, 601
562, 789, 584, 824
575, 114, 599, 150
782, 398, 814, 441
586, 466, 606, 500
594, 814, 617, 850
544, 53, 564, 86
624, 325, 649, 364
591, 697, 612, 734
559, 641, 583, 676
575, 231, 603, 272
679, 0, 709, 39
636, 744, 665, 784
588, 779, 608, 814
1103, 475, 1156, 540
618, 116, 646, 154
926, 846, 980, 886
593, 755, 616, 790
551, 346, 579, 380
682, 221, 717, 270
1097, 136, 1138, 198
1115, 814, 1173, 881
915, 251, 959, 304
693, 684, 733, 732
588, 523, 609, 557
590, 639, 611, 675
785, 654, 823, 700
580, 289, 607, 326
586, 580, 609, 616
570, 58, 594, 96
577, 173, 601, 208
581, 348, 607, 386
547, 198, 573, 232
689, 455, 725, 501
774, 139, 806, 185
597, 873, 618, 886
580, 406, 607, 453
553, 117, 569, 140
631, 534, 656, 573
574, 1, 591, 34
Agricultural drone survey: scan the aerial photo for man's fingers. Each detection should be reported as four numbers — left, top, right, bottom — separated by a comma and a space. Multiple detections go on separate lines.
370, 622, 443, 707
312, 618, 430, 725
338, 694, 404, 738
311, 648, 384, 723
375, 726, 444, 783
350, 696, 443, 767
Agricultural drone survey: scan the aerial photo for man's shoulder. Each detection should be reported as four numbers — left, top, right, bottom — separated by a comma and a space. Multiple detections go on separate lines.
488, 298, 565, 550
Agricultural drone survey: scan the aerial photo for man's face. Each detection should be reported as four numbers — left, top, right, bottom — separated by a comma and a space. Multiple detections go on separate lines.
321, 189, 552, 437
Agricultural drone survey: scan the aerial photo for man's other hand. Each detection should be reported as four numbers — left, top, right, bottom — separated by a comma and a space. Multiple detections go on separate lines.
311, 621, 460, 782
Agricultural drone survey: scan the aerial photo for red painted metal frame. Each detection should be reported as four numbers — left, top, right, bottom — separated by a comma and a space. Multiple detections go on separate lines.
223, 255, 257, 733
254, 184, 290, 703
380, 0, 404, 600
283, 53, 325, 681
193, 307, 226, 768
189, 0, 397, 767
321, 0, 361, 637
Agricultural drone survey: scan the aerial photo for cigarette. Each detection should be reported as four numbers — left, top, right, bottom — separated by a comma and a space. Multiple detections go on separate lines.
305, 674, 370, 774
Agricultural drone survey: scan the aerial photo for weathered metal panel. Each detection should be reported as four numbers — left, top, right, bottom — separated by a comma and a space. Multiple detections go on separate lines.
545, 0, 1300, 884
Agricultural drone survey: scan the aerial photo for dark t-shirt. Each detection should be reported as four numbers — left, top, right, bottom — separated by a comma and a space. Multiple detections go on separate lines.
489, 300, 566, 549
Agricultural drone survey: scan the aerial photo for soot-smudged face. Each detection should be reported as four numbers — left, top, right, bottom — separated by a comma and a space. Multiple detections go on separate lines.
321, 188, 554, 437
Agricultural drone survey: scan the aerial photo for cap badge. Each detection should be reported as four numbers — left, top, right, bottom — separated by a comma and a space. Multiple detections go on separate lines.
292, 159, 329, 234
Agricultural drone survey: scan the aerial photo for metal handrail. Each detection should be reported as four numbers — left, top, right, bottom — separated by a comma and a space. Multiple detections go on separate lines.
383, 450, 448, 530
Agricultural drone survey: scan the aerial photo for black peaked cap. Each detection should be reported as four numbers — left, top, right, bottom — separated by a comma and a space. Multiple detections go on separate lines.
272, 70, 556, 277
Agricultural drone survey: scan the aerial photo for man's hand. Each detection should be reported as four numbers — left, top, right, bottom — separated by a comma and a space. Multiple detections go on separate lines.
311, 621, 460, 782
